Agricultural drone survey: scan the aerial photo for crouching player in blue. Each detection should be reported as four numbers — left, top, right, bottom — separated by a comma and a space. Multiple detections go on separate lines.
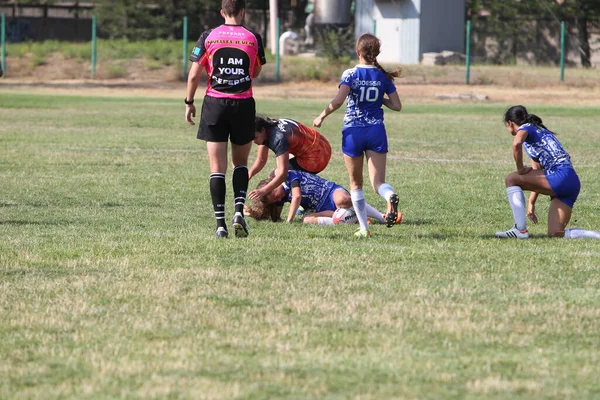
245, 170, 386, 225
496, 105, 600, 239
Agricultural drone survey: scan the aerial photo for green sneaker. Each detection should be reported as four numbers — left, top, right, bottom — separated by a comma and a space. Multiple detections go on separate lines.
354, 229, 371, 238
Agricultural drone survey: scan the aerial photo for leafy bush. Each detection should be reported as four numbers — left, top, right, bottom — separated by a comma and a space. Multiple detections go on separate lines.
107, 62, 128, 78
315, 26, 355, 62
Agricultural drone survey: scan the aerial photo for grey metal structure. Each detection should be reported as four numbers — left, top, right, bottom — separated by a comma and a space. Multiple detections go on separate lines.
355, 0, 466, 64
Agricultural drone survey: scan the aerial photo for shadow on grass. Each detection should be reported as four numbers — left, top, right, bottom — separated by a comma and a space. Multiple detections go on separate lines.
0, 201, 50, 208
476, 233, 550, 240
401, 218, 435, 226
0, 220, 71, 226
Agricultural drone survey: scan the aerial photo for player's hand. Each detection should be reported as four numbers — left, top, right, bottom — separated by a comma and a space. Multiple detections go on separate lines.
185, 104, 196, 125
517, 166, 532, 175
527, 203, 538, 224
248, 189, 264, 200
313, 116, 323, 128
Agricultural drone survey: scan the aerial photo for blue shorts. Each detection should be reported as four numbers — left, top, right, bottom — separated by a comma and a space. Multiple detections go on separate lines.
342, 125, 388, 157
546, 167, 580, 208
317, 185, 347, 212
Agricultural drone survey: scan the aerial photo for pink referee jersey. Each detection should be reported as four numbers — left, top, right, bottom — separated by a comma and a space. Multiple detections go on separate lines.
190, 24, 266, 99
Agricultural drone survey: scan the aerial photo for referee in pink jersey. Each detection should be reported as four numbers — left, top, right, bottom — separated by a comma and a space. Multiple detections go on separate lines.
185, 0, 266, 239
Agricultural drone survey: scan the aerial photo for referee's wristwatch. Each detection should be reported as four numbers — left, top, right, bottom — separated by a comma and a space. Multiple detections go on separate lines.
184, 98, 194, 105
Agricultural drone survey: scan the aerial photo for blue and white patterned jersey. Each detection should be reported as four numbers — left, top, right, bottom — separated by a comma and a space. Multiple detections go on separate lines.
340, 65, 397, 128
282, 170, 336, 212
520, 123, 573, 173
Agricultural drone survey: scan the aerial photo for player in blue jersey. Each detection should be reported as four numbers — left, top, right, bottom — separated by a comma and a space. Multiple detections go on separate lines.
245, 170, 386, 225
495, 105, 600, 239
313, 33, 403, 238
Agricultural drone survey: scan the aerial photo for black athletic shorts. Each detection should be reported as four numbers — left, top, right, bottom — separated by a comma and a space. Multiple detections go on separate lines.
197, 95, 256, 145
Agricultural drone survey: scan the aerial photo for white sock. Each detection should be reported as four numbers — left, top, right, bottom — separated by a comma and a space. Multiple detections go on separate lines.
365, 203, 385, 222
317, 217, 335, 226
506, 186, 527, 231
377, 183, 394, 202
565, 228, 600, 239
351, 189, 369, 231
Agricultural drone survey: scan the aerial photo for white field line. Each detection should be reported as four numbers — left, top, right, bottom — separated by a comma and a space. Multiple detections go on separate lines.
570, 252, 600, 257
59, 146, 204, 154
40, 146, 600, 167
388, 155, 513, 165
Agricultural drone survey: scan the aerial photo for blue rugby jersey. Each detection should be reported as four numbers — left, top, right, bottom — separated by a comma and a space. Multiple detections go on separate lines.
339, 65, 397, 128
520, 123, 573, 173
282, 170, 337, 212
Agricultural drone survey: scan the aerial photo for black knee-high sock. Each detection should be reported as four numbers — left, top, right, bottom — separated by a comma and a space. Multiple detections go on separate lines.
209, 173, 226, 228
232, 165, 248, 215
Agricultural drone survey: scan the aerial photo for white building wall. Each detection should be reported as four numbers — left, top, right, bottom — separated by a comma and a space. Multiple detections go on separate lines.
372, 0, 422, 64
355, 0, 375, 37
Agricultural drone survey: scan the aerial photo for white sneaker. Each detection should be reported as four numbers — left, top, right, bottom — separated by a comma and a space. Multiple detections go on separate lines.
495, 225, 529, 239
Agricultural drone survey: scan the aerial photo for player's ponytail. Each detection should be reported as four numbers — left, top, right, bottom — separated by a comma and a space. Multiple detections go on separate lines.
504, 105, 549, 131
524, 114, 547, 130
255, 116, 279, 133
357, 33, 402, 81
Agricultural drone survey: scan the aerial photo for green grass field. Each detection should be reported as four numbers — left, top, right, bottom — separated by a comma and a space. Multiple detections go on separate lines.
1, 91, 600, 399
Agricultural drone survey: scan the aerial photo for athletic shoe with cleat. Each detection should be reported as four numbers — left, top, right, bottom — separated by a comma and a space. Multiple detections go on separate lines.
215, 226, 228, 238
385, 193, 401, 228
495, 225, 529, 239
232, 212, 249, 238
384, 211, 403, 226
295, 205, 306, 222
354, 229, 371, 238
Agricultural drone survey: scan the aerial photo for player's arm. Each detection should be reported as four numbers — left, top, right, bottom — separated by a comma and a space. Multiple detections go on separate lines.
186, 32, 210, 125
253, 62, 263, 78
286, 185, 302, 223
248, 145, 269, 179
527, 159, 542, 224
313, 85, 351, 127
512, 129, 531, 175
248, 153, 289, 200
383, 90, 402, 111
185, 62, 203, 125
253, 33, 266, 78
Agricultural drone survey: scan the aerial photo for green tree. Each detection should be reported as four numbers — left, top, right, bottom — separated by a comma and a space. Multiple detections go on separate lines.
554, 0, 600, 67
94, 0, 221, 40
468, 0, 600, 67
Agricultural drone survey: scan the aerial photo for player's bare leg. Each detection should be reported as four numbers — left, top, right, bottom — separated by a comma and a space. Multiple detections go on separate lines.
366, 150, 401, 227
496, 170, 552, 239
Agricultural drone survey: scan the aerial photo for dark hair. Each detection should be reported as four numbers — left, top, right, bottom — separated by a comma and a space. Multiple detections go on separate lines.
255, 116, 278, 133
503, 105, 548, 130
221, 0, 245, 16
356, 33, 402, 81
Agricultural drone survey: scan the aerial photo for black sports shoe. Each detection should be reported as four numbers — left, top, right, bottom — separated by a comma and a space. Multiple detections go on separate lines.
232, 213, 249, 238
215, 226, 228, 238
385, 193, 400, 228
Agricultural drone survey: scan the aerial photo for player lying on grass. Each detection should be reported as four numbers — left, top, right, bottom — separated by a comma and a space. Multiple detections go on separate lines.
313, 33, 403, 238
496, 105, 600, 239
245, 170, 389, 225
247, 117, 332, 202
